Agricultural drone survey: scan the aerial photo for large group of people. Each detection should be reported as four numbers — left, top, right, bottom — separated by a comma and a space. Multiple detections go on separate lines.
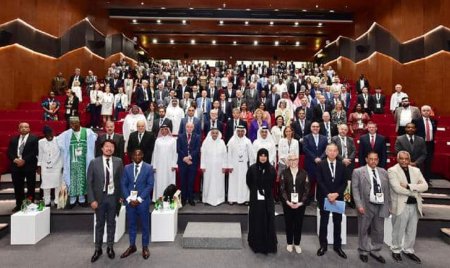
9, 59, 438, 264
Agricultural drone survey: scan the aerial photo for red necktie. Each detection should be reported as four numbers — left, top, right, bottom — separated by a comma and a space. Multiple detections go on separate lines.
425, 118, 431, 142
187, 133, 191, 144
370, 135, 375, 149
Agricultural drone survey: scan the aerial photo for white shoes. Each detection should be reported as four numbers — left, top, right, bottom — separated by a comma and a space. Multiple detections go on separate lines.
295, 246, 302, 254
286, 245, 293, 252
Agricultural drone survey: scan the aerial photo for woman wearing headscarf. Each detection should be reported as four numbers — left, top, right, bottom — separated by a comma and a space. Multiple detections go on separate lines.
280, 154, 310, 254
200, 128, 227, 206
252, 126, 277, 166
246, 148, 277, 254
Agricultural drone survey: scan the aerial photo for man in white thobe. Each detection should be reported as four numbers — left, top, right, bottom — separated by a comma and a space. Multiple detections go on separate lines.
166, 98, 185, 136
200, 128, 227, 206
227, 125, 255, 204
252, 126, 277, 166
151, 125, 177, 201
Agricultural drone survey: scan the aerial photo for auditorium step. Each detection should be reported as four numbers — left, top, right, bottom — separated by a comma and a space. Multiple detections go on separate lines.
441, 228, 450, 244
182, 222, 242, 249
422, 193, 450, 205
0, 223, 9, 239
428, 179, 450, 195
0, 188, 41, 200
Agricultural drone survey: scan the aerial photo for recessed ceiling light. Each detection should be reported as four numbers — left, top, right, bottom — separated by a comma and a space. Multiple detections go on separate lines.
330, 10, 335, 13
189, 7, 194, 10
274, 9, 279, 11
212, 40, 216, 45
294, 22, 299, 26
191, 39, 196, 44
170, 39, 174, 44
156, 20, 161, 24
295, 41, 300, 46
182, 20, 187, 24
218, 8, 222, 10
246, 8, 251, 11
233, 41, 237, 45
274, 41, 279, 46
254, 40, 258, 45
132, 19, 137, 23
318, 22, 323, 26
141, 2, 144, 5
315, 4, 319, 8
219, 20, 224, 25
161, 7, 165, 10
269, 21, 274, 25
245, 21, 249, 25
302, 9, 307, 12
152, 38, 157, 44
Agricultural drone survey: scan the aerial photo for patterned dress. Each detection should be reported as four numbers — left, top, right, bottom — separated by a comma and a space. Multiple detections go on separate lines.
69, 128, 88, 196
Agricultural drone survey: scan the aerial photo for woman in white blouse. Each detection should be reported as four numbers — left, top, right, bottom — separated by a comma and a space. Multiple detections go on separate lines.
101, 85, 114, 124
114, 87, 129, 120
71, 80, 83, 102
271, 115, 285, 147
277, 126, 299, 177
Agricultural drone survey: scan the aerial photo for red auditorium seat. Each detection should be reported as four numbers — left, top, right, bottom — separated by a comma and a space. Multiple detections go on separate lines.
0, 150, 9, 175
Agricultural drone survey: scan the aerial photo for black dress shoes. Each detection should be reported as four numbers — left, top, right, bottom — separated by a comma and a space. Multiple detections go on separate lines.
403, 252, 421, 264
142, 246, 150, 259
359, 255, 368, 263
120, 245, 137, 258
80, 202, 89, 208
181, 200, 187, 206
334, 248, 347, 259
317, 247, 327, 256
370, 253, 386, 263
91, 249, 102, 263
392, 252, 402, 262
189, 200, 196, 206
67, 203, 76, 209
107, 247, 115, 259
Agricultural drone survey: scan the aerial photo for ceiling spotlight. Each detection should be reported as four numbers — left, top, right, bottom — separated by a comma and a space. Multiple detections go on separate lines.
246, 8, 251, 11
294, 22, 299, 26
170, 39, 174, 44
302, 9, 307, 12
295, 41, 300, 46
233, 41, 237, 45
245, 21, 249, 25
315, 4, 319, 8
269, 21, 274, 25
191, 39, 196, 44
161, 7, 165, 9
156, 20, 161, 24
152, 38, 157, 44
274, 41, 279, 46
218, 8, 222, 10
189, 7, 194, 10
212, 40, 216, 45
318, 22, 323, 26
219, 20, 224, 25
182, 20, 187, 24
141, 2, 144, 5
253, 40, 258, 45
132, 19, 137, 23
274, 9, 279, 11
330, 10, 335, 13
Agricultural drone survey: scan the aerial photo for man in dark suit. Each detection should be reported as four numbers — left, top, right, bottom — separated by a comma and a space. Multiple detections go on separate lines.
372, 87, 386, 114
186, 72, 197, 87
395, 123, 427, 170
303, 122, 328, 199
316, 143, 348, 259
224, 82, 236, 103
179, 106, 202, 137
177, 122, 201, 206
88, 139, 124, 262
288, 77, 302, 101
319, 112, 338, 143
152, 106, 173, 134
218, 92, 232, 123
176, 79, 191, 100
120, 149, 154, 260
127, 120, 155, 164
206, 80, 219, 102
203, 109, 224, 137
291, 108, 311, 154
332, 124, 356, 174
355, 74, 370, 95
358, 122, 387, 168
109, 73, 123, 94
267, 87, 281, 114
313, 95, 332, 123
7, 122, 39, 212
357, 87, 375, 114
412, 105, 437, 183
225, 108, 248, 143
135, 80, 152, 113
95, 121, 125, 159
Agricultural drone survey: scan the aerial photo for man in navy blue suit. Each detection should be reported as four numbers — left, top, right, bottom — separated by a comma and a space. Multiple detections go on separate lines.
120, 149, 154, 260
316, 143, 348, 259
303, 122, 328, 199
177, 122, 201, 206
179, 106, 202, 137
358, 122, 387, 168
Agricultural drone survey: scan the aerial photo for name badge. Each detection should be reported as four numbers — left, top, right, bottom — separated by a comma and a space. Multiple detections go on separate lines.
257, 191, 265, 200
291, 193, 299, 203
66, 109, 71, 114
75, 147, 83, 156
375, 193, 384, 203
130, 190, 138, 201
107, 184, 114, 195
376, 104, 381, 109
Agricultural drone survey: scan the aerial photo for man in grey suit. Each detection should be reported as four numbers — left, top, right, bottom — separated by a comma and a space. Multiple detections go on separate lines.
352, 151, 391, 263
394, 97, 421, 135
87, 139, 124, 263
395, 123, 427, 170
243, 82, 259, 112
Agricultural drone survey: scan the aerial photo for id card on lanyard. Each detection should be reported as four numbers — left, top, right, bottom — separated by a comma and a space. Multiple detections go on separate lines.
291, 178, 298, 203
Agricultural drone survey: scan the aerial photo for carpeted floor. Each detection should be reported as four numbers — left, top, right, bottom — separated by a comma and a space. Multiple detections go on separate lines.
0, 233, 448, 268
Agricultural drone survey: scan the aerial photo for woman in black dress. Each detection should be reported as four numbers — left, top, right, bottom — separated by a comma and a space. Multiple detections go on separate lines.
246, 148, 277, 254
280, 154, 310, 254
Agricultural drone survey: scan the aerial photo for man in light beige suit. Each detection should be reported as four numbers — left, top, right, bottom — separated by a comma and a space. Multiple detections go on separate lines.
388, 151, 428, 264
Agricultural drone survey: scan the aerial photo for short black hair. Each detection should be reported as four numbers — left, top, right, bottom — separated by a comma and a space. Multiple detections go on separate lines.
101, 139, 116, 149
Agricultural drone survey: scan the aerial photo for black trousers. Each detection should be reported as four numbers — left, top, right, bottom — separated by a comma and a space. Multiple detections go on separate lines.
319, 208, 342, 248
94, 194, 117, 249
424, 141, 435, 182
90, 104, 102, 128
12, 168, 36, 207
282, 203, 306, 245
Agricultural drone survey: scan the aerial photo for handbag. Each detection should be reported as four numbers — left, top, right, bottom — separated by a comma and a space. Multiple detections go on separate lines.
57, 183, 68, 209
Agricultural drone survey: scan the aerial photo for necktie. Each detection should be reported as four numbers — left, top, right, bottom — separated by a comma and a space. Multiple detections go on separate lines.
409, 136, 414, 145
321, 104, 325, 112
105, 158, 110, 192
341, 137, 347, 158
425, 118, 431, 141
134, 164, 139, 183
202, 98, 206, 112
160, 118, 163, 126
370, 135, 375, 149
18, 136, 25, 156
139, 133, 142, 143
314, 135, 318, 147
234, 120, 238, 130
330, 162, 335, 181
372, 169, 380, 194
272, 95, 275, 106
107, 134, 110, 140
187, 133, 192, 144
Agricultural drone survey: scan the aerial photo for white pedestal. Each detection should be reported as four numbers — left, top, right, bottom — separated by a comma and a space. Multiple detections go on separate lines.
11, 207, 50, 245
384, 215, 393, 247
151, 208, 178, 242
316, 208, 347, 245
93, 205, 126, 243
